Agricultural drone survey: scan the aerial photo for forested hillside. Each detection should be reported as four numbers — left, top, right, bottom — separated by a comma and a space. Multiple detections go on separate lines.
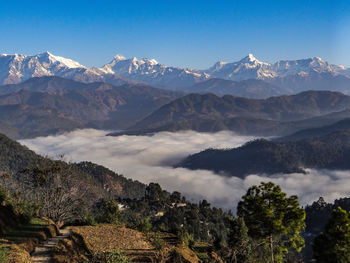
178, 130, 350, 177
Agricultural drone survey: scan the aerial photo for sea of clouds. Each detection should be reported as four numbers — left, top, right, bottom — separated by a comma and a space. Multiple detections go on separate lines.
20, 129, 350, 210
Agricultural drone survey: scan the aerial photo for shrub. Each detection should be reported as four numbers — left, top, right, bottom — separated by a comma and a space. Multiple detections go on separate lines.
167, 249, 183, 263
96, 198, 120, 224
138, 217, 152, 233
0, 246, 8, 263
88, 250, 129, 263
149, 232, 165, 251
0, 187, 8, 203
197, 252, 209, 262
180, 231, 195, 248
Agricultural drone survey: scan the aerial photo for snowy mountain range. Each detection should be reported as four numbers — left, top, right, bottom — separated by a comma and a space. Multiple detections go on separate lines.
1, 51, 350, 93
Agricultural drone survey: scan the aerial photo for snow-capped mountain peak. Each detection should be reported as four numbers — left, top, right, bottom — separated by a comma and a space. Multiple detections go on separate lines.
0, 51, 350, 91
0, 52, 110, 85
142, 58, 158, 65
113, 54, 126, 61
239, 53, 260, 63
36, 51, 85, 69
206, 54, 275, 80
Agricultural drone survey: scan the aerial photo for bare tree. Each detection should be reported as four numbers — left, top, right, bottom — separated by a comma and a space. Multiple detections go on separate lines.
14, 161, 90, 225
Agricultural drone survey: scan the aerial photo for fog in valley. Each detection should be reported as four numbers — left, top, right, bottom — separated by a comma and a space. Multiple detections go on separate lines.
20, 129, 350, 210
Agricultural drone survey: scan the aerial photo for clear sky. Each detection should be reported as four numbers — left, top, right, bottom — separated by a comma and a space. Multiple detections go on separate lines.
1, 0, 349, 69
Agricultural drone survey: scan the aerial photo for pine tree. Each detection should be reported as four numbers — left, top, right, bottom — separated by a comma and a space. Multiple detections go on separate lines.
237, 182, 305, 263
313, 206, 350, 263
227, 218, 252, 263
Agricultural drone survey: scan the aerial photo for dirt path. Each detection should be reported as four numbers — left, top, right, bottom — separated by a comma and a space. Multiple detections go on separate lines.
31, 228, 71, 263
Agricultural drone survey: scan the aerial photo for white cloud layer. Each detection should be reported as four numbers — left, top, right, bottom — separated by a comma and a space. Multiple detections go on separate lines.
20, 129, 350, 210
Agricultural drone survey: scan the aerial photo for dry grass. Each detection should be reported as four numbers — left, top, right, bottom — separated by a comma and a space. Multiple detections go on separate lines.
0, 243, 31, 263
176, 246, 201, 263
71, 224, 153, 253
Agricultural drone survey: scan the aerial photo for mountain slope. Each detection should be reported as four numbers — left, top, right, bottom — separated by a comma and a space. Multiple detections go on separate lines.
207, 55, 350, 80
0, 77, 182, 137
0, 104, 84, 138
0, 132, 146, 200
177, 131, 350, 178
0, 52, 135, 86
122, 91, 350, 135
206, 54, 277, 80
100, 54, 208, 89
184, 78, 291, 98
2, 52, 350, 95
277, 118, 350, 141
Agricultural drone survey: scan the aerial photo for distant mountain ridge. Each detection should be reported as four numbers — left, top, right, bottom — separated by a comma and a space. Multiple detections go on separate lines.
1, 52, 350, 95
0, 76, 181, 138
118, 91, 350, 136
184, 78, 291, 98
0, 52, 138, 86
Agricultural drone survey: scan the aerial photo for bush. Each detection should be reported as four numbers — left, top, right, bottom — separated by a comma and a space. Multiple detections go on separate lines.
0, 246, 8, 263
0, 186, 34, 224
137, 217, 152, 233
197, 252, 209, 262
180, 231, 195, 248
149, 232, 165, 251
88, 250, 129, 263
167, 249, 183, 263
96, 198, 120, 224
0, 187, 8, 203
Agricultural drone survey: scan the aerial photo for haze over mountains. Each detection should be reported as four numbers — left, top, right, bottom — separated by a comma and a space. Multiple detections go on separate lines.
116, 91, 350, 137
2, 51, 350, 144
0, 76, 180, 138
2, 52, 350, 96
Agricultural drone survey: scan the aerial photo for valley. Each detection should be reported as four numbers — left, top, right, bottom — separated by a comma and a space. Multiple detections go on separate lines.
2, 54, 350, 262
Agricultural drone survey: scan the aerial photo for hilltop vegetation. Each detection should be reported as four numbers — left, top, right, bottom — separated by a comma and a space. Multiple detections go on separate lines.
0, 132, 146, 205
177, 130, 350, 177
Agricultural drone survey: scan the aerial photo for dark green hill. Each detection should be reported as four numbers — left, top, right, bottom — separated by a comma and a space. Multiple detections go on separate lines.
0, 133, 146, 200
177, 131, 350, 178
0, 133, 44, 173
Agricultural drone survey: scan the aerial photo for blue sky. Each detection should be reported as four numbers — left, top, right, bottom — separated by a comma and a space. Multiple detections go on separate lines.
1, 0, 349, 68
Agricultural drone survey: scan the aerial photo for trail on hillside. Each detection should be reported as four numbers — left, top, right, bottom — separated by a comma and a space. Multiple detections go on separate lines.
31, 228, 71, 263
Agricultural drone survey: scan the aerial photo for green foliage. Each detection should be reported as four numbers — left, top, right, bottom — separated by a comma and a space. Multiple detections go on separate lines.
237, 182, 305, 263
0, 246, 8, 263
179, 131, 350, 178
313, 207, 350, 263
149, 232, 165, 251
138, 217, 152, 233
104, 250, 130, 263
167, 249, 184, 263
145, 183, 167, 202
96, 198, 120, 224
180, 231, 195, 248
121, 183, 232, 246
227, 218, 252, 263
196, 252, 209, 262
89, 249, 130, 263
0, 185, 34, 226
0, 186, 8, 203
